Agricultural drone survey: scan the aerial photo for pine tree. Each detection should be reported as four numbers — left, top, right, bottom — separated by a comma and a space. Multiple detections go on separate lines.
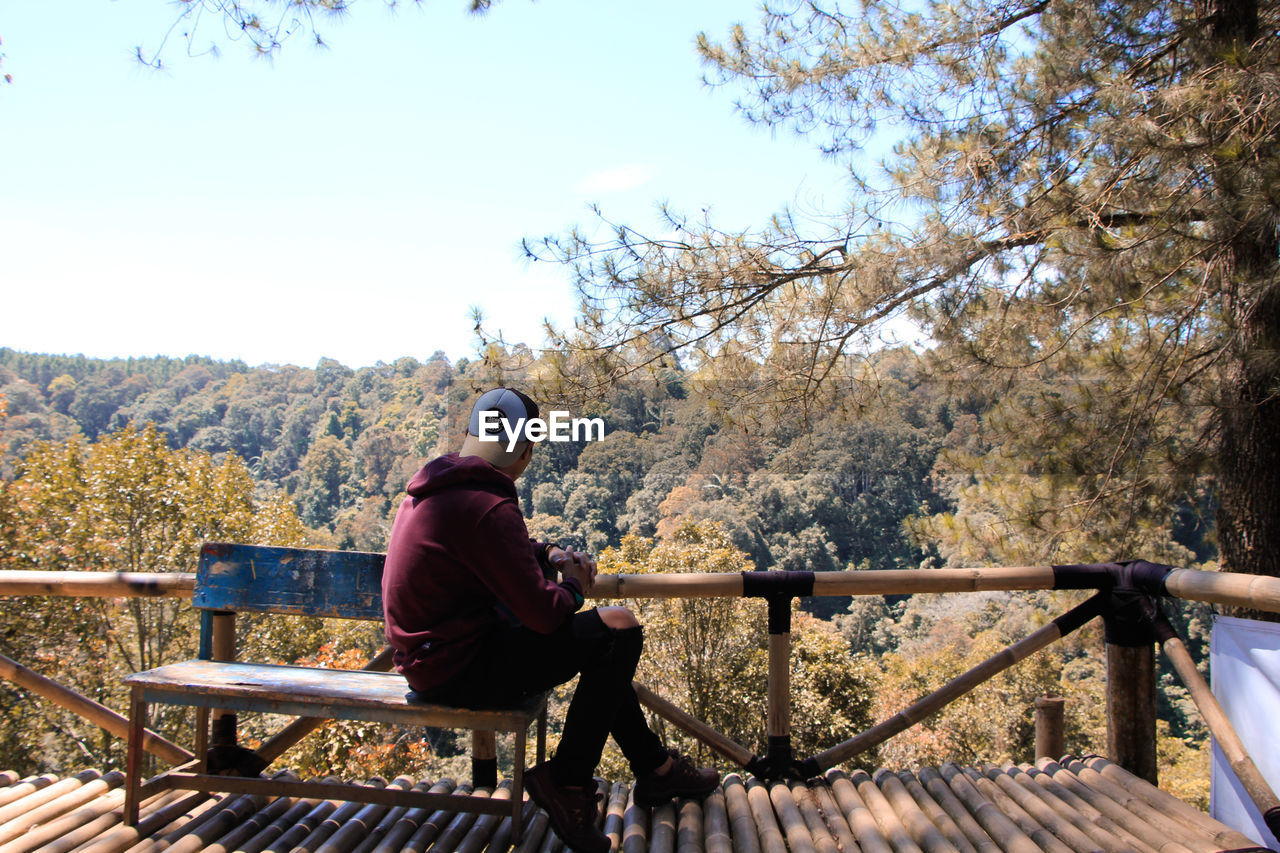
537, 0, 1280, 599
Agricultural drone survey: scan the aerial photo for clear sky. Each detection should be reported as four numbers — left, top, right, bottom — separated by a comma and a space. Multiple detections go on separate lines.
0, 0, 849, 369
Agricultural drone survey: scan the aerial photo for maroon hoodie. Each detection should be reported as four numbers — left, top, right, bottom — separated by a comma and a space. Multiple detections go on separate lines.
382, 452, 583, 693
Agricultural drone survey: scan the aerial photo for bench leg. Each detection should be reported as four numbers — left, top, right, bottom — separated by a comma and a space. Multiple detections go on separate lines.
512, 726, 527, 845
194, 707, 210, 772
536, 707, 547, 765
124, 688, 147, 827
472, 731, 497, 789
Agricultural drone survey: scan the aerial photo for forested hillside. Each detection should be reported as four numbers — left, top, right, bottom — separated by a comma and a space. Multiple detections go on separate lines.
0, 346, 1215, 803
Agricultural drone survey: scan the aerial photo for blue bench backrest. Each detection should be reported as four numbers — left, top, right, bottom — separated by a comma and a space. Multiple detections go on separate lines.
196, 542, 386, 621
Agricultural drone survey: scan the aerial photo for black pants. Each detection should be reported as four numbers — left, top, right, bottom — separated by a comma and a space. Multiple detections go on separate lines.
423, 609, 668, 786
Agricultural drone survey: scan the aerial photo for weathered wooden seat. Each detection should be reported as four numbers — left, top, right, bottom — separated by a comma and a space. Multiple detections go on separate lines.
122, 542, 547, 840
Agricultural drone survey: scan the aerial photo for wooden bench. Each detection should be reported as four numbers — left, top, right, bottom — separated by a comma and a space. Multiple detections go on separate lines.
122, 542, 547, 840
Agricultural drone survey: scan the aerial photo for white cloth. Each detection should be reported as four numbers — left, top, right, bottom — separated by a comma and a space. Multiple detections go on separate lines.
1209, 614, 1280, 849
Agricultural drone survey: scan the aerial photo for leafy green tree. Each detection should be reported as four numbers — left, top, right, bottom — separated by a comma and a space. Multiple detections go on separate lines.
595, 520, 879, 778
539, 0, 1280, 598
0, 423, 307, 774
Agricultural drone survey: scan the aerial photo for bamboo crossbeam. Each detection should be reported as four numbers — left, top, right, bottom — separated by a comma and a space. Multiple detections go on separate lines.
3, 565, 1277, 611
1159, 633, 1280, 838
0, 652, 192, 766
0, 571, 195, 599
812, 595, 1104, 771
1164, 568, 1280, 613
633, 681, 756, 767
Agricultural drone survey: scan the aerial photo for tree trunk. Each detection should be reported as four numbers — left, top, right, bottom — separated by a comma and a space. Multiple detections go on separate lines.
1211, 0, 1280, 619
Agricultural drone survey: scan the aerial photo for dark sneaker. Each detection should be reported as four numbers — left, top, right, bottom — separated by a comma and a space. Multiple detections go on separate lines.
525, 762, 609, 853
633, 749, 719, 807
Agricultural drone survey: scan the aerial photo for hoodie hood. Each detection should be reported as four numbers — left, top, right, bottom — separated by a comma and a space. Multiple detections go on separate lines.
405, 452, 516, 500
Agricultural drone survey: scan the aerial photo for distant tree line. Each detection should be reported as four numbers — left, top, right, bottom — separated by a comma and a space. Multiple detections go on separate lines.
0, 346, 1217, 800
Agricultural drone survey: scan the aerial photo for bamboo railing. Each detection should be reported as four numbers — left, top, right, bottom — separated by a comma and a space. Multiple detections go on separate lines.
3, 561, 1279, 839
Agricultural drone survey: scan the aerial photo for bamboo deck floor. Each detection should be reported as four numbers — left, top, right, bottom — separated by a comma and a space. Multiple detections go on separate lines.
0, 756, 1265, 853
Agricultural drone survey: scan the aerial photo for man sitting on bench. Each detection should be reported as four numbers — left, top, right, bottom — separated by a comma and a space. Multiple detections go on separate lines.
382, 387, 717, 853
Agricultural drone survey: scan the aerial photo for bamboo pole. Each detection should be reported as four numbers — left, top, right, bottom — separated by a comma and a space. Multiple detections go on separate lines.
237, 796, 329, 853
677, 796, 707, 853
1035, 759, 1203, 853
767, 633, 790, 741
1082, 756, 1258, 850
1034, 696, 1065, 761
633, 682, 756, 767
786, 782, 839, 853
208, 611, 237, 750
158, 791, 276, 853
0, 770, 124, 847
488, 800, 539, 853
0, 571, 195, 599
0, 788, 125, 853
0, 770, 102, 828
262, 796, 341, 853
703, 790, 734, 853
1160, 633, 1280, 838
767, 782, 817, 853
745, 778, 787, 853
937, 763, 1043, 853
958, 765, 1076, 853
198, 791, 297, 853
316, 776, 416, 853
825, 770, 896, 853
600, 781, 629, 853
470, 732, 498, 789
287, 780, 390, 853
811, 567, 1059, 596
0, 775, 56, 809
721, 774, 761, 853
452, 779, 512, 853
1022, 763, 1161, 853
895, 770, 982, 853
619, 786, 648, 853
0, 653, 192, 766
1001, 765, 1136, 853
813, 595, 1103, 770
347, 785, 411, 853
914, 767, 1003, 853
977, 765, 1101, 853
1062, 757, 1238, 853
511, 806, 551, 853
850, 770, 925, 853
403, 784, 479, 853
650, 800, 679, 853
1164, 568, 1280, 614
808, 781, 860, 853
5, 565, 1278, 608
592, 573, 746, 599
1105, 644, 1157, 784
71, 789, 213, 853
368, 779, 455, 853
871, 769, 959, 853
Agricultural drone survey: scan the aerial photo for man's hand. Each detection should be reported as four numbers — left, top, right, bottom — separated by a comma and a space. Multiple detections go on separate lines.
550, 546, 597, 594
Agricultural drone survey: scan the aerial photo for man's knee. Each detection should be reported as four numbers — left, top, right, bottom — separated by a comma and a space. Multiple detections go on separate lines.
597, 606, 640, 630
